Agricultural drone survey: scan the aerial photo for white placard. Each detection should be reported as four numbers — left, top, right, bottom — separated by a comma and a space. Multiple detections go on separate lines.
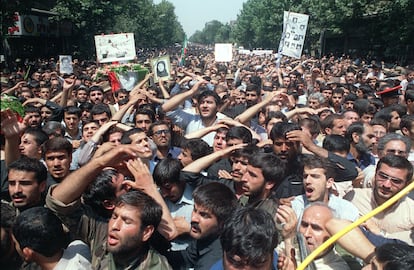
94, 33, 136, 63
59, 55, 73, 74
215, 43, 233, 62
280, 11, 309, 59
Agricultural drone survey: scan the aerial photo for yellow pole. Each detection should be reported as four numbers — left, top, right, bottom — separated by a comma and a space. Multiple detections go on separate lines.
297, 181, 414, 270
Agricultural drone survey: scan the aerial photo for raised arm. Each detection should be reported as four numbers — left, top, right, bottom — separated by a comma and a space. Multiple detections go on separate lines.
235, 90, 281, 125
161, 80, 206, 112
184, 123, 228, 140
50, 144, 143, 204
1, 109, 26, 166
157, 78, 170, 99
183, 144, 245, 173
124, 158, 178, 240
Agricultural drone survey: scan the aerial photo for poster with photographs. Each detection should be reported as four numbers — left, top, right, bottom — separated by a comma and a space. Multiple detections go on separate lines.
59, 55, 73, 74
280, 11, 309, 59
94, 33, 136, 63
215, 43, 233, 62
151, 55, 171, 83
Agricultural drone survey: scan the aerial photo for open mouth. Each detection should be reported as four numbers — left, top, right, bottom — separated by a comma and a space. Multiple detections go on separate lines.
305, 187, 314, 197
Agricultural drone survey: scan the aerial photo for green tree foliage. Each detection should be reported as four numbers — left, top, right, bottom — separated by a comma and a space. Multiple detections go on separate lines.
51, 0, 184, 56
189, 20, 234, 44
232, 0, 414, 59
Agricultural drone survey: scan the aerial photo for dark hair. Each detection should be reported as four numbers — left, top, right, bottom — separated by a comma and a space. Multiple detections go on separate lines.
196, 90, 221, 106
83, 169, 118, 218
193, 183, 238, 229
8, 156, 47, 184
115, 190, 163, 230
148, 120, 171, 137
376, 155, 413, 182
345, 122, 364, 142
220, 207, 278, 267
226, 126, 252, 144
23, 127, 49, 146
245, 83, 261, 96
89, 85, 104, 94
404, 89, 414, 102
302, 154, 336, 179
181, 138, 212, 160
12, 207, 68, 257
114, 88, 128, 98
153, 158, 183, 186
63, 106, 81, 117
42, 121, 65, 137
266, 111, 288, 125
134, 108, 156, 123
400, 114, 414, 130
299, 117, 320, 136
320, 114, 343, 132
323, 134, 350, 153
269, 122, 301, 141
376, 243, 414, 270
248, 152, 285, 185
42, 137, 73, 157
121, 128, 146, 144
90, 103, 112, 118
24, 105, 41, 115
231, 144, 261, 159
79, 102, 94, 112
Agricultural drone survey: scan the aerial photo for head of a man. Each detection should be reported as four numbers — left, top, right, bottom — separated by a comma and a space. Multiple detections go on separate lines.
107, 190, 162, 260
8, 157, 47, 210
300, 203, 335, 258
245, 84, 261, 108
321, 114, 346, 136
220, 207, 278, 270
148, 121, 172, 150
226, 126, 252, 147
63, 106, 81, 132
24, 106, 42, 128
134, 108, 155, 134
241, 152, 285, 203
89, 86, 104, 105
302, 155, 335, 203
90, 103, 112, 126
400, 114, 414, 142
178, 138, 212, 167
81, 120, 100, 142
42, 137, 72, 181
153, 158, 184, 203
190, 183, 237, 240
196, 91, 221, 121
270, 122, 301, 162
230, 145, 260, 181
12, 207, 68, 262
120, 128, 153, 160
19, 128, 48, 159
213, 127, 229, 152
373, 155, 413, 205
363, 243, 414, 270
346, 122, 376, 155
376, 133, 410, 159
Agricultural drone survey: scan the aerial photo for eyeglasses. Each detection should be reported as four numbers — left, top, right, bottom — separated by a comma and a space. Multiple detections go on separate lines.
153, 129, 170, 136
376, 171, 405, 186
385, 149, 407, 156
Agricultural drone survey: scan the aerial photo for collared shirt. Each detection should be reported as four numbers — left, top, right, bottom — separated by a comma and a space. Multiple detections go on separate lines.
166, 108, 227, 146
166, 184, 194, 251
344, 188, 414, 245
291, 193, 359, 223
346, 152, 375, 170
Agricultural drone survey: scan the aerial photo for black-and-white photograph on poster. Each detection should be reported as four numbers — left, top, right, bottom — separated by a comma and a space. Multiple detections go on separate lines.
151, 55, 171, 83
280, 11, 309, 59
59, 55, 73, 74
94, 33, 136, 63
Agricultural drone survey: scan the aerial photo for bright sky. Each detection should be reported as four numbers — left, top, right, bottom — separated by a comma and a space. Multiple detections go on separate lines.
154, 0, 247, 37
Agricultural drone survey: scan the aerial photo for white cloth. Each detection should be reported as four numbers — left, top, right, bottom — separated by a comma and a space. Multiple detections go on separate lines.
53, 240, 92, 270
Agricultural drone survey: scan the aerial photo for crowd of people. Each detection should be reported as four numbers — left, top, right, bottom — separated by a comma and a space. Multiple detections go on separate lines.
1, 47, 414, 270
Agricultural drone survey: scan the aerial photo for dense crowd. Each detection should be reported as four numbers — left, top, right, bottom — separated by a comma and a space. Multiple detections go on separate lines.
1, 48, 414, 270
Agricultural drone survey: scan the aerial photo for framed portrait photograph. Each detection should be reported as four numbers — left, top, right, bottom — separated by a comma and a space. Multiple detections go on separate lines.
151, 55, 171, 83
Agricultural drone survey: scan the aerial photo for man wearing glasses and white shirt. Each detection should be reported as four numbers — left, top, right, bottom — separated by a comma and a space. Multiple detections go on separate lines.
344, 155, 414, 245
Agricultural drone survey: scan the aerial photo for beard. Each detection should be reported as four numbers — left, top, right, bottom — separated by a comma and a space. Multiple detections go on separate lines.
107, 230, 144, 260
355, 140, 370, 155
